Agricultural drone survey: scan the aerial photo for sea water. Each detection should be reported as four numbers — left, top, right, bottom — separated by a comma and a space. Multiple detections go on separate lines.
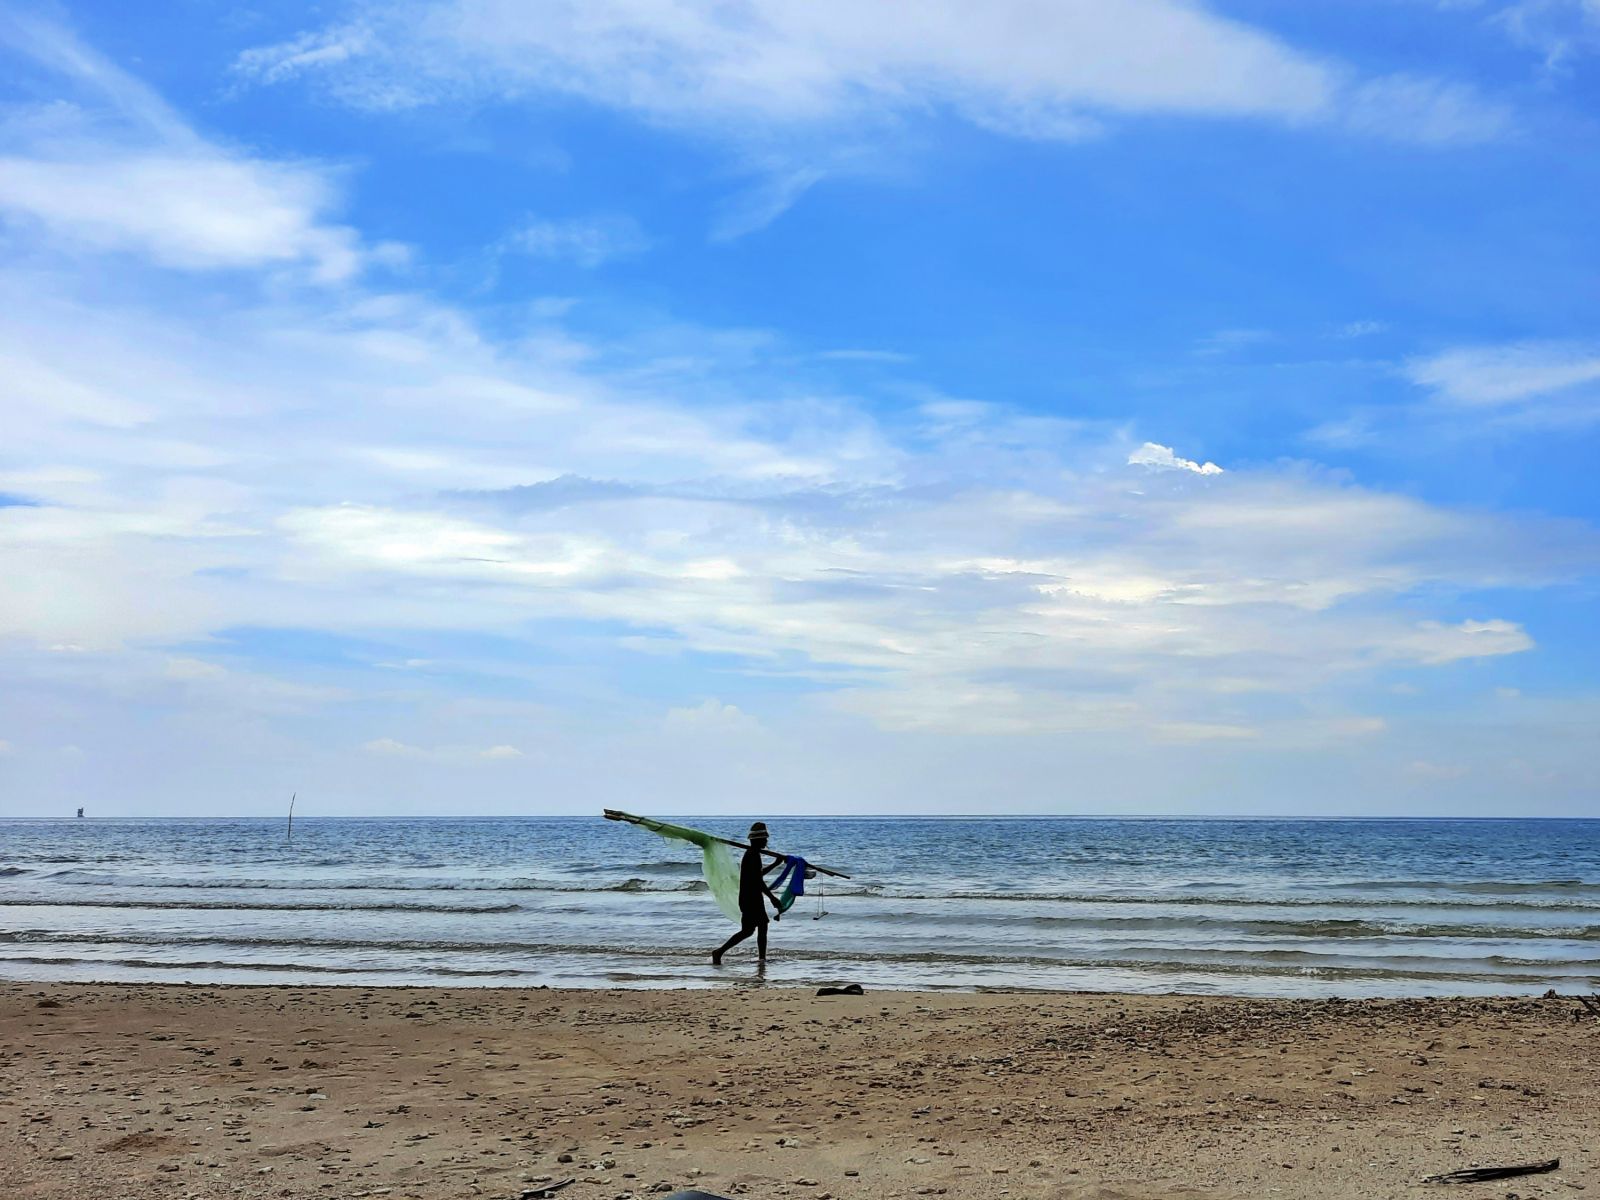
2, 816, 1598, 996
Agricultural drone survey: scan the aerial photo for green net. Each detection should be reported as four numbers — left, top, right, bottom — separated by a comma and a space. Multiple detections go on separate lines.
628, 815, 799, 924
701, 839, 744, 924
628, 815, 742, 924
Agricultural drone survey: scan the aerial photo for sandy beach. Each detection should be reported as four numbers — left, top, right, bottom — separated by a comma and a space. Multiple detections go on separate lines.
2, 983, 1595, 1200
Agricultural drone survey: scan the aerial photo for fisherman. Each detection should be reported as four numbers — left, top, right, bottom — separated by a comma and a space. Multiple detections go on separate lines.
711, 821, 784, 965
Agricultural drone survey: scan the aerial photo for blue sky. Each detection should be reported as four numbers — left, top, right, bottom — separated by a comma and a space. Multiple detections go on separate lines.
2, 0, 1599, 816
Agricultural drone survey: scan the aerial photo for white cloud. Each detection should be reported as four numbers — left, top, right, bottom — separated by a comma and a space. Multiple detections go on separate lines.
1404, 758, 1469, 781
1407, 341, 1600, 407
831, 683, 1140, 736
0, 15, 372, 281
224, 1, 1510, 243
4, 241, 1585, 754
4, 239, 1582, 745
1340, 73, 1510, 144
0, 10, 196, 144
663, 699, 762, 734
362, 737, 524, 763
235, 0, 1506, 149
1195, 328, 1272, 356
0, 153, 363, 280
710, 165, 828, 241
1337, 320, 1386, 338
280, 504, 609, 580
164, 656, 227, 681
501, 215, 650, 267
3, 251, 1593, 802
1128, 441, 1224, 475
1488, 0, 1600, 70
1321, 716, 1388, 738
1153, 721, 1262, 742
232, 25, 377, 86
1387, 619, 1534, 665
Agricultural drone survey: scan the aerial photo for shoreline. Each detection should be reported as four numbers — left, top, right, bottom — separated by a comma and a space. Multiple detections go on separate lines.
4, 982, 1596, 1200
0, 956, 1585, 998
0, 972, 1585, 998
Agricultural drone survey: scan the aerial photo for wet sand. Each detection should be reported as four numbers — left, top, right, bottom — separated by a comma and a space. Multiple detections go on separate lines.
2, 982, 1596, 1200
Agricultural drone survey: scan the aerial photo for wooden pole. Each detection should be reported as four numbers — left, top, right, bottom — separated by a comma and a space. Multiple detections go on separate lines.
287, 793, 295, 844
602, 809, 851, 879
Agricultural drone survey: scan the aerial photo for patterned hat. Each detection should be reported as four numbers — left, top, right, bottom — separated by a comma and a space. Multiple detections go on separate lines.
748, 821, 769, 839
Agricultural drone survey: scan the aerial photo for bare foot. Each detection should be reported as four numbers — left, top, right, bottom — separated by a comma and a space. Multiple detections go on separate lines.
711, 951, 723, 966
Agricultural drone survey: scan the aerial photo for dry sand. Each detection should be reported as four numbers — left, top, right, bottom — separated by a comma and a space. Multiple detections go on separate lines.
2, 982, 1596, 1200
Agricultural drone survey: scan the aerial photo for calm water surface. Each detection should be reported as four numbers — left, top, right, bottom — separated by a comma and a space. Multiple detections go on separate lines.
2, 817, 1598, 996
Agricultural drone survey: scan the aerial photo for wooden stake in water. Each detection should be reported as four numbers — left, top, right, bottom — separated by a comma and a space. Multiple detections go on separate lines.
286, 792, 296, 845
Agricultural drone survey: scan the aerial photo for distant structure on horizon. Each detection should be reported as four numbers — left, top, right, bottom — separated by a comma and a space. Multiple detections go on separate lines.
76, 807, 84, 819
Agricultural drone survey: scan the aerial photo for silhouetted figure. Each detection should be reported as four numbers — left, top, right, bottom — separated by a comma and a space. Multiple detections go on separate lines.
712, 821, 783, 965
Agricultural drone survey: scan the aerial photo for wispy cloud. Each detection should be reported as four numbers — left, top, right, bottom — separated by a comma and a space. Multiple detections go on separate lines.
662, 699, 762, 735
9, 250, 1584, 747
500, 214, 650, 267
1407, 340, 1600, 416
1195, 328, 1274, 356
0, 153, 366, 279
362, 737, 525, 763
0, 13, 377, 282
5, 274, 1592, 801
1339, 72, 1510, 144
1336, 320, 1387, 339
234, 1, 1511, 148
710, 165, 828, 241
1486, 0, 1600, 71
227, 1, 1512, 245
1404, 758, 1470, 781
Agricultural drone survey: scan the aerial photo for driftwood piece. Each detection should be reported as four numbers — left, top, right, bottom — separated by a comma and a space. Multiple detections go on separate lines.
519, 1178, 575, 1199
1422, 1158, 1559, 1185
1576, 994, 1600, 1020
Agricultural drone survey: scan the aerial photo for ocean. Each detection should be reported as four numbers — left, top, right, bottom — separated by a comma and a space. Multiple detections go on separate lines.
2, 816, 1598, 996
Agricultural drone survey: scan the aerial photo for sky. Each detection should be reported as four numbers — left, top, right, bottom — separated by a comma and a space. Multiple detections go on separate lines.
2, 0, 1599, 818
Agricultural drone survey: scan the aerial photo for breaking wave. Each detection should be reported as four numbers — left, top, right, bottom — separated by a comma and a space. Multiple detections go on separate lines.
0, 897, 522, 914
30, 869, 708, 894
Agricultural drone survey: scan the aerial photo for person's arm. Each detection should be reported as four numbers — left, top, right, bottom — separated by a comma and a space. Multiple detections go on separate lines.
763, 870, 784, 918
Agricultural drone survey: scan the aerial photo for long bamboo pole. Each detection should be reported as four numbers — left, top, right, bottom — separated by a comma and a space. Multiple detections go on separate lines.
602, 809, 851, 879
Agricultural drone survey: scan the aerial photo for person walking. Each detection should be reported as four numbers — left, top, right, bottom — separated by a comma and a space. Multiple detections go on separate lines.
712, 821, 784, 965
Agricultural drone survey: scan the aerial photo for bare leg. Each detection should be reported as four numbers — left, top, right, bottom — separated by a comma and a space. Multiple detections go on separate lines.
713, 924, 754, 964
758, 922, 768, 960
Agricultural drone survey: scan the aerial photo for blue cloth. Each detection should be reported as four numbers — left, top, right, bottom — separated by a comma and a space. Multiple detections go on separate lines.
772, 855, 807, 911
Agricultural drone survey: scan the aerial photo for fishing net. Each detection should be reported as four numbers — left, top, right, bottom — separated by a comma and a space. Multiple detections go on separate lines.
701, 839, 744, 924
629, 815, 803, 925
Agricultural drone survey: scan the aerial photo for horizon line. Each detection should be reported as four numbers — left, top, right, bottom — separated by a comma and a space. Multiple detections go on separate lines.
4, 812, 1598, 822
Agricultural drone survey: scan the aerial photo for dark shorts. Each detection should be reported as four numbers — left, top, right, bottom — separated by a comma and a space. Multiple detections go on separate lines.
740, 904, 769, 929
